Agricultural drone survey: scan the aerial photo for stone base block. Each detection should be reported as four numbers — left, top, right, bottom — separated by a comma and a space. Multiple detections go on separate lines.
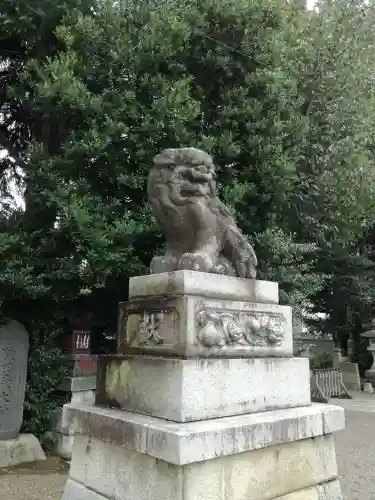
0, 434, 46, 468
62, 403, 344, 500
96, 355, 310, 421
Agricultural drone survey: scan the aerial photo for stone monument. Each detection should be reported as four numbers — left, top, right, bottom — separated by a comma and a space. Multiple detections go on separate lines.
62, 148, 345, 500
0, 320, 45, 468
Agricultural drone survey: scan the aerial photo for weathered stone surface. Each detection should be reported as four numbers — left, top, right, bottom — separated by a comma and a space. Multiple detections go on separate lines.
321, 404, 346, 434
148, 148, 258, 278
0, 434, 45, 468
59, 375, 96, 392
63, 479, 108, 500
96, 356, 310, 422
63, 477, 344, 500
71, 389, 96, 405
274, 480, 343, 499
65, 402, 344, 465
0, 320, 29, 440
129, 270, 278, 303
51, 408, 72, 435
50, 432, 75, 460
118, 279, 292, 358
67, 432, 339, 500
47, 390, 95, 459
52, 390, 96, 435
69, 435, 182, 500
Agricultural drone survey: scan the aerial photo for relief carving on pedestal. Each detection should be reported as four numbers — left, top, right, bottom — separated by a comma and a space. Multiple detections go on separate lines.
138, 311, 165, 345
196, 308, 284, 348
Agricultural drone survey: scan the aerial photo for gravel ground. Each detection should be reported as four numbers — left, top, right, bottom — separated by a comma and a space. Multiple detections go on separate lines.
0, 455, 68, 500
334, 398, 375, 499
1, 398, 375, 500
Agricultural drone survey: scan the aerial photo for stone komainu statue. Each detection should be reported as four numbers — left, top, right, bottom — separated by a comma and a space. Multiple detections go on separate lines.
148, 147, 258, 279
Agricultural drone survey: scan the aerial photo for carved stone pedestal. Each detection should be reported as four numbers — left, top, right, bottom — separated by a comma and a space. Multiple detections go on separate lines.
62, 272, 345, 500
118, 271, 292, 358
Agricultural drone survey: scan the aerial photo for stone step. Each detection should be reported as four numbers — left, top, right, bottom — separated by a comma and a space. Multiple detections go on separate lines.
62, 402, 345, 500
64, 402, 344, 466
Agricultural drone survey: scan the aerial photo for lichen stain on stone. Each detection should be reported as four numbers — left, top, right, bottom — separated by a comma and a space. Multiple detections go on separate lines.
85, 436, 92, 455
126, 315, 140, 345
105, 361, 132, 401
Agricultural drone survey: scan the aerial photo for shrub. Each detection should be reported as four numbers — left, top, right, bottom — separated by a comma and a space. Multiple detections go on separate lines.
310, 351, 333, 370
21, 344, 64, 441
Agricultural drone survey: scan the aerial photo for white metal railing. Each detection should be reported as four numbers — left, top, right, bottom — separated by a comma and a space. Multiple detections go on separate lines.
311, 368, 351, 402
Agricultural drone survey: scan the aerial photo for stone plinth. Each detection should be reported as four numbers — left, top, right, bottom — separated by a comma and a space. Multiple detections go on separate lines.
96, 355, 310, 421
118, 271, 292, 358
63, 272, 345, 499
62, 402, 344, 500
128, 271, 279, 303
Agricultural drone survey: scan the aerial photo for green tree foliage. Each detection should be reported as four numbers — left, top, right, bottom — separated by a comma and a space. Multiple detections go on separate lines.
291, 0, 375, 347
1, 0, 375, 349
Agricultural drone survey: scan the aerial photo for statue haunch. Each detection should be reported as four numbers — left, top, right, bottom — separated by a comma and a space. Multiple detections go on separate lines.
148, 147, 258, 279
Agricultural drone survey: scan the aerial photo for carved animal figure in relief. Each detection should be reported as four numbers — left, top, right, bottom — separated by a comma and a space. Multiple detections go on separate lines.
147, 147, 258, 278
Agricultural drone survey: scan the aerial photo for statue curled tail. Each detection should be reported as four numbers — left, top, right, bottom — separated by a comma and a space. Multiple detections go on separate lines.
223, 224, 258, 279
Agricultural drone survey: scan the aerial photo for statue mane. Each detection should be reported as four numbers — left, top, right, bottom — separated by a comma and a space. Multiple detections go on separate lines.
151, 147, 217, 200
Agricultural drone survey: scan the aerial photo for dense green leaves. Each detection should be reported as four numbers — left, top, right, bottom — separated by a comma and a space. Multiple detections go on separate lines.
1, 0, 375, 348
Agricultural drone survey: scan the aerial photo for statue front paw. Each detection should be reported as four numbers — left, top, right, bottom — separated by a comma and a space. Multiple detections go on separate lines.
178, 253, 211, 272
210, 257, 236, 276
150, 256, 178, 274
